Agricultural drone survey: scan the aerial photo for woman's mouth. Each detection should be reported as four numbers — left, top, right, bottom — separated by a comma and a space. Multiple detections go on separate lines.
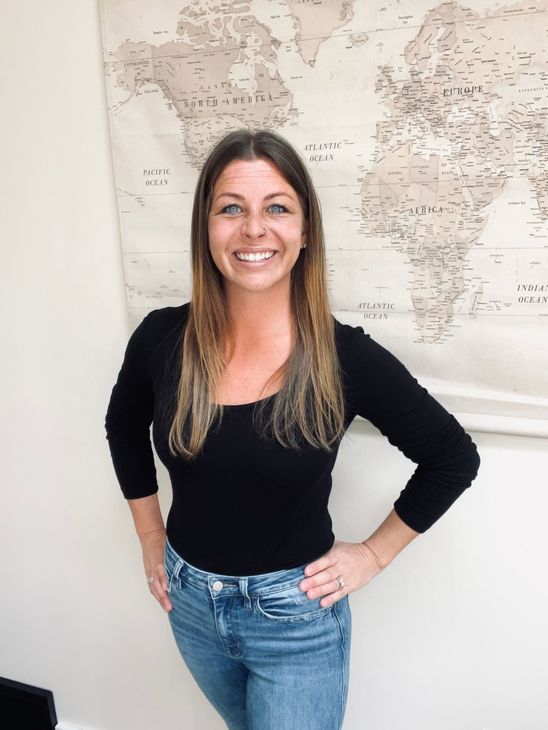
234, 250, 276, 263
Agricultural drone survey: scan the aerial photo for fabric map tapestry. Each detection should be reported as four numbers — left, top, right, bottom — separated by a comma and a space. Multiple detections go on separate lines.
99, 0, 548, 436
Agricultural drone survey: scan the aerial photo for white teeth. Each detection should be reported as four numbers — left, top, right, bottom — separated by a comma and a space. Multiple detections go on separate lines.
235, 250, 275, 262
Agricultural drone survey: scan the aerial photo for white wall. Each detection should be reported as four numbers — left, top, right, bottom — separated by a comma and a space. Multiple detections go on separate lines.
1, 2, 546, 729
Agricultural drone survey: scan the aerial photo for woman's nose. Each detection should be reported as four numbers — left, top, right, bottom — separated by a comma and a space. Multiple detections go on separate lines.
241, 212, 267, 238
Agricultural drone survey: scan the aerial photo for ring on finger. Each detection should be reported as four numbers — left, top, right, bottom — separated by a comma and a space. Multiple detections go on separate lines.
336, 575, 345, 590
146, 576, 155, 584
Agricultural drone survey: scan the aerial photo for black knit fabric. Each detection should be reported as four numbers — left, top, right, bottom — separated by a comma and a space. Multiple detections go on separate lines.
105, 303, 480, 575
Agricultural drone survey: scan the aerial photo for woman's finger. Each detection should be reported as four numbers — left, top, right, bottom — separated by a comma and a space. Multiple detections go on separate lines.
319, 586, 346, 608
156, 564, 173, 612
157, 563, 169, 594
148, 564, 173, 612
300, 568, 339, 596
305, 575, 345, 601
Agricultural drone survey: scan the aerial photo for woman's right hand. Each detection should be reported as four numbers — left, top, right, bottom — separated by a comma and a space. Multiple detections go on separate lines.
141, 529, 173, 613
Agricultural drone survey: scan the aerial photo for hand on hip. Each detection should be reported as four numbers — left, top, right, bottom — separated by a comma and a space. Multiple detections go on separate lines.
299, 540, 384, 608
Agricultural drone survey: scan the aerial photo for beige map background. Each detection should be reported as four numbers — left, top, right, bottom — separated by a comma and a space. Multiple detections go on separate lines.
99, 0, 548, 437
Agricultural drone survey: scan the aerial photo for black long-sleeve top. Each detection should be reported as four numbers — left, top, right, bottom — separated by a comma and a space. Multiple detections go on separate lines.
104, 303, 480, 575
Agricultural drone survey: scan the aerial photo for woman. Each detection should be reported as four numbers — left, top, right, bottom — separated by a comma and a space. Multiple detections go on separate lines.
105, 128, 480, 729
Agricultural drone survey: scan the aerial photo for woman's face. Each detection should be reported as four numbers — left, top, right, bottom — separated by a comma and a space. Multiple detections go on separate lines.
207, 157, 306, 298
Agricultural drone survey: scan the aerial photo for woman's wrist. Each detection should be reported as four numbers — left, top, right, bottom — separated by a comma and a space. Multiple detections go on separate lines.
127, 494, 166, 546
362, 508, 420, 569
138, 526, 166, 547
360, 540, 385, 570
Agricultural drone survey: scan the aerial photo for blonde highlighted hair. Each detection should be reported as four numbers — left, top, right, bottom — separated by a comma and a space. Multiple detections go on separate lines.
168, 128, 346, 459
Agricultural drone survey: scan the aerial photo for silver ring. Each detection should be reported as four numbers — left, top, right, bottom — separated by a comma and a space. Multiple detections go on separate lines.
336, 575, 345, 590
146, 576, 155, 584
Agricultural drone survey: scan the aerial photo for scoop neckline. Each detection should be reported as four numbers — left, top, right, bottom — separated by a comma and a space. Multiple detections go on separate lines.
215, 391, 280, 409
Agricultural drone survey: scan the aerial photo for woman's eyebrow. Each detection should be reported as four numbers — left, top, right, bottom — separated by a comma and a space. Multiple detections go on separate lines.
214, 192, 295, 202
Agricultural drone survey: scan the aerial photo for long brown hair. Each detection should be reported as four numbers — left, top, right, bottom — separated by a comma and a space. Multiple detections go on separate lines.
168, 129, 345, 459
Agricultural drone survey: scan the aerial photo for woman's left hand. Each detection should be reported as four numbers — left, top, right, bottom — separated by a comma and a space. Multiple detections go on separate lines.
299, 540, 384, 608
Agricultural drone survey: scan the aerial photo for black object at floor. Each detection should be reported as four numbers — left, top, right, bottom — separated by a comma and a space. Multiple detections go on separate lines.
0, 676, 57, 729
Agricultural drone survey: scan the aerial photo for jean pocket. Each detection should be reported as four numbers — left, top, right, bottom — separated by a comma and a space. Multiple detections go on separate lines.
256, 581, 333, 623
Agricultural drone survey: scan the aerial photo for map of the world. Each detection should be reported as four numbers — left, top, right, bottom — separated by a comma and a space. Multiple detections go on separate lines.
99, 0, 548, 436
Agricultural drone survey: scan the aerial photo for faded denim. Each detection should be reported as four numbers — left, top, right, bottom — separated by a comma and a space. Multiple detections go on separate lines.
164, 538, 351, 729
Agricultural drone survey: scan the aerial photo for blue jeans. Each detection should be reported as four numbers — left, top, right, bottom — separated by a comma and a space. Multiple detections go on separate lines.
164, 539, 352, 730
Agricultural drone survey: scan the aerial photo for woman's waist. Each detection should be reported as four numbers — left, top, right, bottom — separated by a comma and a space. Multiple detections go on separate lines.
164, 535, 333, 594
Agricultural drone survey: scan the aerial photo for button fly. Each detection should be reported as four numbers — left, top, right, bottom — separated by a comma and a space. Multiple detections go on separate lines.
212, 580, 223, 591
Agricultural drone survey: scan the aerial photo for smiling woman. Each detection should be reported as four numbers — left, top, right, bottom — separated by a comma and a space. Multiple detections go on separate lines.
207, 157, 307, 297
175, 129, 345, 459
104, 128, 480, 730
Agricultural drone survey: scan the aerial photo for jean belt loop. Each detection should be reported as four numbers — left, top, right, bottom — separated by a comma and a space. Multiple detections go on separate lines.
167, 558, 182, 593
169, 557, 184, 592
238, 577, 252, 609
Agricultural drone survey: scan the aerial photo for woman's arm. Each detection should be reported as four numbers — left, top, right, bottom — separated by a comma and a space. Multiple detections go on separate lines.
128, 494, 172, 612
343, 324, 481, 532
105, 311, 176, 611
104, 311, 159, 499
362, 508, 420, 569
299, 323, 480, 607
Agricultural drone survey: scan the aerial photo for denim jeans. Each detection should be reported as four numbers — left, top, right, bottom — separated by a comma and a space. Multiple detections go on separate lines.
164, 539, 352, 730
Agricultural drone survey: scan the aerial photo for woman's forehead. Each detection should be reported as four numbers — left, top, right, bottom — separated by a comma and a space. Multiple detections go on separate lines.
213, 158, 293, 191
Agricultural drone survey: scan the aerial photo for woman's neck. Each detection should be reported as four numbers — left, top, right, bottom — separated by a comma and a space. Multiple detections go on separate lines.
224, 288, 293, 345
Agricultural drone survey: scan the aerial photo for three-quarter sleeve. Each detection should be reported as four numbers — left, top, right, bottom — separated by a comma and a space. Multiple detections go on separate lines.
342, 325, 480, 533
104, 312, 159, 499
